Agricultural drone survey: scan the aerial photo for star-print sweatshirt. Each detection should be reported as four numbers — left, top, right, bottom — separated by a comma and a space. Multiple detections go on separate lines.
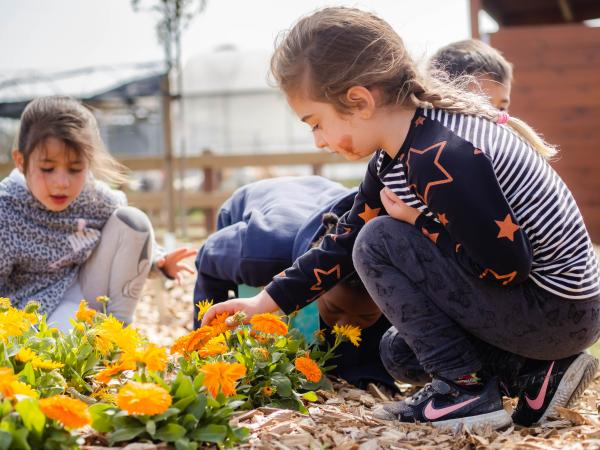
266, 108, 600, 315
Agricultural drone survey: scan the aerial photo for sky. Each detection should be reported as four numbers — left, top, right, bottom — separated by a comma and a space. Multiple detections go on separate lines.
0, 0, 487, 75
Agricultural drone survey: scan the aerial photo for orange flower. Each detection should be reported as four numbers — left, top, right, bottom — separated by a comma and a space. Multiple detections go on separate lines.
201, 361, 246, 397
208, 312, 234, 335
39, 395, 91, 429
0, 367, 17, 397
261, 386, 274, 397
95, 359, 136, 384
136, 344, 168, 372
250, 313, 288, 336
75, 300, 97, 324
117, 381, 172, 416
198, 336, 228, 358
171, 326, 215, 355
294, 355, 322, 382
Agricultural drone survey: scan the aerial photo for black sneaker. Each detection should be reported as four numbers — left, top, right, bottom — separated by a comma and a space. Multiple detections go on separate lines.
372, 377, 512, 431
512, 352, 599, 427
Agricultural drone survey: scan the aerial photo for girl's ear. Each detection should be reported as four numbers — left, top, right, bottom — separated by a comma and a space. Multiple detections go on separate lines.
346, 86, 376, 119
12, 149, 24, 173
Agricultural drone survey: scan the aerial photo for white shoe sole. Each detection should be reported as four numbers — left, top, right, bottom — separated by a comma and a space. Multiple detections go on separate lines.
534, 352, 599, 425
431, 408, 512, 432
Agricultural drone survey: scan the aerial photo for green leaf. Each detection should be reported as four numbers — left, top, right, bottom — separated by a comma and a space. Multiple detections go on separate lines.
108, 426, 146, 445
88, 403, 116, 433
175, 438, 198, 450
146, 419, 156, 436
270, 373, 292, 397
18, 363, 36, 385
0, 430, 12, 450
175, 375, 194, 399
301, 391, 318, 402
186, 396, 206, 420
189, 424, 227, 443
15, 399, 45, 439
9, 428, 31, 450
192, 373, 205, 391
173, 395, 195, 411
152, 407, 180, 421
155, 423, 187, 442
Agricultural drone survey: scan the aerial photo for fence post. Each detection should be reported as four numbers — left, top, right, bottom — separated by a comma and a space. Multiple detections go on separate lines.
201, 148, 217, 234
312, 163, 323, 176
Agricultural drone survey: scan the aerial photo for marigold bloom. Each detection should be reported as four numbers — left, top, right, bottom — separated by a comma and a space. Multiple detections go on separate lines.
196, 299, 213, 322
0, 297, 10, 309
75, 300, 97, 324
92, 316, 141, 355
171, 326, 215, 355
294, 355, 322, 382
117, 381, 172, 416
31, 357, 64, 370
332, 324, 362, 347
201, 361, 246, 397
11, 381, 38, 398
16, 347, 37, 363
135, 344, 168, 372
0, 367, 17, 397
250, 347, 270, 361
250, 313, 288, 336
39, 395, 91, 429
198, 335, 228, 358
95, 359, 136, 384
0, 308, 32, 341
208, 312, 234, 335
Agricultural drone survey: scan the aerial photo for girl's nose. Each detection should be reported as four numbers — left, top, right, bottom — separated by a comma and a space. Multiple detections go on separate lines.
55, 171, 70, 188
314, 133, 327, 149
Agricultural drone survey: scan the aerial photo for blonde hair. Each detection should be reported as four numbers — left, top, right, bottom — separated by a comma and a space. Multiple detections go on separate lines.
17, 96, 129, 185
270, 7, 556, 159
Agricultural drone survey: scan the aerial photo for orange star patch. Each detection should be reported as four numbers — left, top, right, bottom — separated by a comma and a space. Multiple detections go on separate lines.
406, 141, 453, 204
455, 243, 461, 252
437, 213, 449, 226
310, 265, 341, 291
495, 214, 520, 241
479, 268, 517, 286
415, 116, 425, 126
331, 227, 353, 242
358, 204, 381, 223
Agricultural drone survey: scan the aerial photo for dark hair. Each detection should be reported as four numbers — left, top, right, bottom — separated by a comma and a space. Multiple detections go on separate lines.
16, 96, 128, 185
312, 212, 367, 292
429, 39, 513, 84
270, 7, 555, 159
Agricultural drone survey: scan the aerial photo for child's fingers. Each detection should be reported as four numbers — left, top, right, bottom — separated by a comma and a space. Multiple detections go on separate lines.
178, 263, 195, 275
202, 301, 237, 326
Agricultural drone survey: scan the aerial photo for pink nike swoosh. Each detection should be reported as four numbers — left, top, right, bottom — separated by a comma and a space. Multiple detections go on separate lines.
423, 396, 480, 421
525, 361, 555, 410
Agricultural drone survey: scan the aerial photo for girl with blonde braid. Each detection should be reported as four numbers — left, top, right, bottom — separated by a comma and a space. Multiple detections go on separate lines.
203, 7, 600, 430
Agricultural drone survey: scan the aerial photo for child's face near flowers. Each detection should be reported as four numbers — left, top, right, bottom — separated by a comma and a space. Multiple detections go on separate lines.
318, 284, 382, 329
14, 137, 89, 212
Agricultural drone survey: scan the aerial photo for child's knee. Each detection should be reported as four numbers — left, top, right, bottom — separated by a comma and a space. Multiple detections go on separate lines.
380, 326, 430, 386
114, 207, 152, 233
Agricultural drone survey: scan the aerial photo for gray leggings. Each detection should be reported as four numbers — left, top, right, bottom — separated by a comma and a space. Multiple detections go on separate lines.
352, 216, 600, 381
47, 207, 153, 331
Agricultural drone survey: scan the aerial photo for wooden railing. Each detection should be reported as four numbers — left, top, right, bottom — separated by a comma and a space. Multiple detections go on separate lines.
0, 151, 364, 236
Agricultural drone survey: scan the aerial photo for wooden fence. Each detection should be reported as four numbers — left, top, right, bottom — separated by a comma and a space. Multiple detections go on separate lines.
0, 151, 363, 236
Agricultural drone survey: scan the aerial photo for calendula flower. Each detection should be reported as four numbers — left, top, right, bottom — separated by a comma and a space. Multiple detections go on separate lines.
250, 347, 270, 362
208, 312, 234, 335
313, 329, 326, 344
11, 381, 38, 398
196, 299, 213, 322
92, 316, 141, 355
91, 387, 117, 405
294, 355, 322, 382
75, 300, 97, 324
117, 381, 172, 415
95, 359, 136, 384
249, 330, 272, 345
0, 297, 11, 310
201, 361, 247, 397
73, 322, 86, 334
16, 347, 37, 363
250, 313, 288, 336
0, 367, 17, 397
0, 308, 32, 341
96, 296, 110, 305
332, 324, 362, 347
31, 357, 64, 370
261, 386, 274, 397
171, 326, 216, 355
39, 395, 91, 429
135, 343, 167, 372
198, 335, 228, 358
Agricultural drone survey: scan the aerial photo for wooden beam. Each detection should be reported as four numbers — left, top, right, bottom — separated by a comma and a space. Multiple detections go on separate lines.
558, 0, 574, 22
470, 0, 481, 39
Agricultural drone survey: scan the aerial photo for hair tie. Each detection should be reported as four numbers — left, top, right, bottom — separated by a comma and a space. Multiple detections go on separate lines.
496, 111, 509, 125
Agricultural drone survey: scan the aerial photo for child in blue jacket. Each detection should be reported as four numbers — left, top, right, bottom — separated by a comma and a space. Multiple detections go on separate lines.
194, 175, 395, 389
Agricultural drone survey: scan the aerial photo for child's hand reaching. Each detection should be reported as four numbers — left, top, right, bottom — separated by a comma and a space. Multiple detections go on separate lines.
156, 248, 197, 284
380, 187, 421, 225
201, 290, 280, 326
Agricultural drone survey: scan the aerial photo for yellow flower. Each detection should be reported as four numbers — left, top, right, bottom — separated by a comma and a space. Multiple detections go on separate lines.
171, 326, 216, 355
201, 361, 246, 398
16, 347, 37, 363
31, 357, 64, 370
95, 359, 136, 384
39, 395, 91, 429
196, 299, 213, 322
332, 324, 362, 347
92, 316, 141, 355
0, 308, 32, 341
75, 300, 97, 324
294, 355, 322, 382
135, 344, 168, 372
96, 296, 110, 305
11, 381, 38, 398
117, 381, 172, 416
250, 313, 288, 336
198, 336, 228, 358
0, 367, 17, 397
91, 387, 117, 405
313, 329, 326, 343
0, 297, 11, 312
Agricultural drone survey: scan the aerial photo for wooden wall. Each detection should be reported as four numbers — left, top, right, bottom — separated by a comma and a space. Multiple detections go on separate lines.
490, 24, 600, 242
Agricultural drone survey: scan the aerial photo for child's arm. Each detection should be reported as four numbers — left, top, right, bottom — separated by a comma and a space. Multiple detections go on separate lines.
406, 141, 532, 286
